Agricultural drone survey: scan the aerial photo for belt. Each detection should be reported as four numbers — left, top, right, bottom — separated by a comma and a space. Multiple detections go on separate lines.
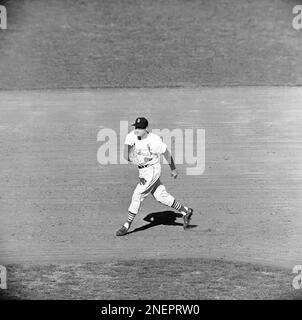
138, 163, 152, 169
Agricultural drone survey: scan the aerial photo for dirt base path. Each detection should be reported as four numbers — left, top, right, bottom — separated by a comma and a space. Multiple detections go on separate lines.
0, 87, 301, 269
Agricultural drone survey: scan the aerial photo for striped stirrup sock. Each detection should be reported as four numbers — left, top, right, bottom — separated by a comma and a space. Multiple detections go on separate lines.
171, 200, 188, 216
123, 211, 136, 229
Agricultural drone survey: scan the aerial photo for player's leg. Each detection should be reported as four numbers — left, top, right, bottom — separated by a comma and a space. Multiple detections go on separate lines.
152, 182, 193, 229
116, 183, 145, 236
116, 168, 155, 236
151, 181, 174, 207
125, 184, 144, 230
170, 199, 190, 216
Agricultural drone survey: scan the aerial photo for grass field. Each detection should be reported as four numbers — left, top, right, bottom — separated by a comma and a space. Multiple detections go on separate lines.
0, 0, 301, 89
1, 258, 301, 300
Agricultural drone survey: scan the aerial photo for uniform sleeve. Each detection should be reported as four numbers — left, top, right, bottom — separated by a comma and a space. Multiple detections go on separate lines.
154, 136, 167, 154
159, 140, 167, 154
124, 133, 135, 146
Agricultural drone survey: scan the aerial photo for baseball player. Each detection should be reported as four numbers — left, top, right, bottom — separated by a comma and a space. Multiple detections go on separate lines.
116, 117, 194, 236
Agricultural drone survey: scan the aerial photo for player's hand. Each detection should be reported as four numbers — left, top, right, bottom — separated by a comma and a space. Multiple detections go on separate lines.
171, 169, 178, 179
139, 177, 147, 185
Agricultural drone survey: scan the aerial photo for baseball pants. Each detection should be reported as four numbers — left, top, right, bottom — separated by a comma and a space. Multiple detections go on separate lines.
128, 162, 175, 214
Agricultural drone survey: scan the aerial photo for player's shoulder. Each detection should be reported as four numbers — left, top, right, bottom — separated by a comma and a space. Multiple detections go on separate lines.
125, 130, 136, 144
126, 130, 136, 137
148, 132, 163, 142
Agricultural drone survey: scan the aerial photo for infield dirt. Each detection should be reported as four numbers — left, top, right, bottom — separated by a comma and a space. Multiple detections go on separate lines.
0, 87, 301, 270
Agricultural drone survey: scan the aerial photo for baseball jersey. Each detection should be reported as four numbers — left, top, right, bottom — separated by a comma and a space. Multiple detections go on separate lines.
125, 130, 167, 166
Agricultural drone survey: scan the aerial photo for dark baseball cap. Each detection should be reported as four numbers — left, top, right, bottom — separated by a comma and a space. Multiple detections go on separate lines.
132, 117, 148, 129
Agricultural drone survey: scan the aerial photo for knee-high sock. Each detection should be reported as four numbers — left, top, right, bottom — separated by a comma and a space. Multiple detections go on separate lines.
171, 200, 188, 216
123, 211, 136, 229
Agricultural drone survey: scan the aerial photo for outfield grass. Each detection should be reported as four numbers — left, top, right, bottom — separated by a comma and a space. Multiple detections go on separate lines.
1, 258, 301, 300
0, 0, 301, 89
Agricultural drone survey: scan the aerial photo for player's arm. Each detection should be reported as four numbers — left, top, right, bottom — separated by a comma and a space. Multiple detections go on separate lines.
163, 149, 178, 179
124, 144, 132, 162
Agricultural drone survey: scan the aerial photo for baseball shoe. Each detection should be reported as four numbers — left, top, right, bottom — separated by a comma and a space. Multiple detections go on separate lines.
116, 226, 129, 236
183, 208, 193, 229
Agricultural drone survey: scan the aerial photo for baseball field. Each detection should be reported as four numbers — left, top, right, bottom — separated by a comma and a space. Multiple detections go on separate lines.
0, 87, 302, 299
0, 0, 302, 299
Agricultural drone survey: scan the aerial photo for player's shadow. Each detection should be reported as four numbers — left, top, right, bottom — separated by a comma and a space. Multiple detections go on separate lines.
127, 210, 197, 235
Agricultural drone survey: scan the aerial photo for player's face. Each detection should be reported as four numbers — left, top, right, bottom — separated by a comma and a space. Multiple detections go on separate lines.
134, 128, 147, 138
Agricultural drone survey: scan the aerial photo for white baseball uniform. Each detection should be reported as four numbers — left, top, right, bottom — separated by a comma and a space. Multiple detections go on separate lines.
125, 130, 175, 214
